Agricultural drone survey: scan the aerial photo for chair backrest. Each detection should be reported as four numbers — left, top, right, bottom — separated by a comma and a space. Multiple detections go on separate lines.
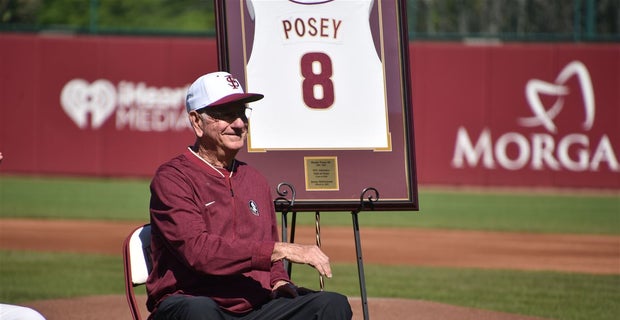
123, 224, 152, 320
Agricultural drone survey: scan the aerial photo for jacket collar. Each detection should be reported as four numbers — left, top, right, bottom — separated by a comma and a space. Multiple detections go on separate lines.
185, 147, 236, 178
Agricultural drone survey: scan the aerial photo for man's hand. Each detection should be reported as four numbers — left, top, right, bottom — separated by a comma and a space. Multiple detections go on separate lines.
271, 281, 317, 299
272, 242, 332, 278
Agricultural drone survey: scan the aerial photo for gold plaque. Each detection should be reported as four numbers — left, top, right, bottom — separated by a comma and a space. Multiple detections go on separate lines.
304, 157, 339, 191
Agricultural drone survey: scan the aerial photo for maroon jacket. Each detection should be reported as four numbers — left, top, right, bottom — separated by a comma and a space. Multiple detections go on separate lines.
146, 148, 290, 315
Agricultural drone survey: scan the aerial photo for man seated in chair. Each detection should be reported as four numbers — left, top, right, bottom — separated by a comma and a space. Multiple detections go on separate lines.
147, 72, 352, 320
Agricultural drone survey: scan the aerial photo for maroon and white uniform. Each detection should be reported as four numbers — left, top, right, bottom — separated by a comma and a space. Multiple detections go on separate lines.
245, 0, 390, 150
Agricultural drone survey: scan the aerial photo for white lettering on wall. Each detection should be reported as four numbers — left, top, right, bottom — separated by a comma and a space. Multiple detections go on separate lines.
452, 127, 619, 172
452, 127, 494, 169
60, 79, 189, 132
451, 60, 618, 176
116, 108, 188, 132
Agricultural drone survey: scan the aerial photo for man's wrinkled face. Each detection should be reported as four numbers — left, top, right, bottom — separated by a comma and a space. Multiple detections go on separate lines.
197, 104, 251, 152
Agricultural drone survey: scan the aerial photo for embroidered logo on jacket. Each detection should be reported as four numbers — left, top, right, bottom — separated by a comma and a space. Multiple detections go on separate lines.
248, 200, 260, 216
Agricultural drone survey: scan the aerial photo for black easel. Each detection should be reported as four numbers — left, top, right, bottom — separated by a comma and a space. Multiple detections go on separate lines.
274, 182, 296, 276
275, 183, 378, 320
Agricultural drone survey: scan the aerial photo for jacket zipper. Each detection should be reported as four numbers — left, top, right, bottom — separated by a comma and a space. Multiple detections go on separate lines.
226, 174, 237, 239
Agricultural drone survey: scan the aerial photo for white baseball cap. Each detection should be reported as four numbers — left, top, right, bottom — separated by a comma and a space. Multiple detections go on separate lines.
185, 71, 263, 112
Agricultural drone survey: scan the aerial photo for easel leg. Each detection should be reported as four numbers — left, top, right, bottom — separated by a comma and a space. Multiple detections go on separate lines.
315, 211, 324, 290
281, 211, 289, 274
281, 211, 298, 278
352, 211, 369, 320
288, 211, 297, 277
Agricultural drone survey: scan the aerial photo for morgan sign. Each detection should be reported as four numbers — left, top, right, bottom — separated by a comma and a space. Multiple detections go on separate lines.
410, 43, 619, 189
452, 61, 618, 173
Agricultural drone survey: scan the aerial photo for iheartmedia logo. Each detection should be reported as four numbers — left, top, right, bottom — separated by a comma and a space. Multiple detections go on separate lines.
452, 60, 619, 172
60, 79, 190, 131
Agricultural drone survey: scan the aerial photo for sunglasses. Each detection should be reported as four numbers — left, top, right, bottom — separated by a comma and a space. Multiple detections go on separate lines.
201, 107, 252, 123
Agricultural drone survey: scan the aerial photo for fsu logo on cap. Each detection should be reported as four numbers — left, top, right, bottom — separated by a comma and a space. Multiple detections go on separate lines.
248, 200, 259, 216
226, 75, 241, 89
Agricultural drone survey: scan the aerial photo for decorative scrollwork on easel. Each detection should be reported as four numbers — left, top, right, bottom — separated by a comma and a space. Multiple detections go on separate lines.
274, 182, 296, 214
275, 182, 297, 276
356, 187, 379, 212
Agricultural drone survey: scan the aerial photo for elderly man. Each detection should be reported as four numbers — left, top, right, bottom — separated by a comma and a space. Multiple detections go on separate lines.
147, 72, 352, 320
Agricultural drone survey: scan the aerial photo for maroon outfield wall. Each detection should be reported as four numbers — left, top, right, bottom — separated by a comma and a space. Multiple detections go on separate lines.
0, 33, 618, 189
411, 42, 619, 189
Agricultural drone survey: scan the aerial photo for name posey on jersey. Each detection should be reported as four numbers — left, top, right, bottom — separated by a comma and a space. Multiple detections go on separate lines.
282, 17, 342, 40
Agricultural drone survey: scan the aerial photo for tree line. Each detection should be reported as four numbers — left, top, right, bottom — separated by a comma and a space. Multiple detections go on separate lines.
1, 0, 618, 41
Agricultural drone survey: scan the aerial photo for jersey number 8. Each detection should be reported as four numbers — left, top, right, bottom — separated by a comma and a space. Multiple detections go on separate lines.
301, 52, 334, 109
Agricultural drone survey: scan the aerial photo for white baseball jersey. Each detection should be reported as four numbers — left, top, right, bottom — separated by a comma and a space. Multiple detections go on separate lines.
245, 0, 390, 150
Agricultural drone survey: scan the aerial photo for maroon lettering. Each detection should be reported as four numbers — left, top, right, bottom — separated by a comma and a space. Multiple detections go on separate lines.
308, 18, 318, 36
282, 20, 292, 39
294, 18, 305, 37
281, 17, 342, 40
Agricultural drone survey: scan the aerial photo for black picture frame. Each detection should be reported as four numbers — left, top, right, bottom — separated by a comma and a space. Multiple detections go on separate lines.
215, 0, 418, 212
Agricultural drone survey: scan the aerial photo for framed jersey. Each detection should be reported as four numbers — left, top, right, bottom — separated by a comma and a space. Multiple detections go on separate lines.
215, 0, 418, 211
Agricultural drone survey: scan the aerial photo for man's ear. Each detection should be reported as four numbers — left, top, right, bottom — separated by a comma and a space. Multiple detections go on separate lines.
188, 111, 204, 137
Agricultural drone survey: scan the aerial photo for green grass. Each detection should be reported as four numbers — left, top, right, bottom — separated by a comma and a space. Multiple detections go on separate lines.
294, 190, 620, 234
1, 251, 619, 320
0, 251, 124, 303
0, 175, 150, 220
293, 264, 620, 320
1, 175, 617, 234
0, 175, 619, 320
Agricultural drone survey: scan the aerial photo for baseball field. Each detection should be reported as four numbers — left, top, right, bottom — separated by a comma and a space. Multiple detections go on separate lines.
0, 175, 618, 320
